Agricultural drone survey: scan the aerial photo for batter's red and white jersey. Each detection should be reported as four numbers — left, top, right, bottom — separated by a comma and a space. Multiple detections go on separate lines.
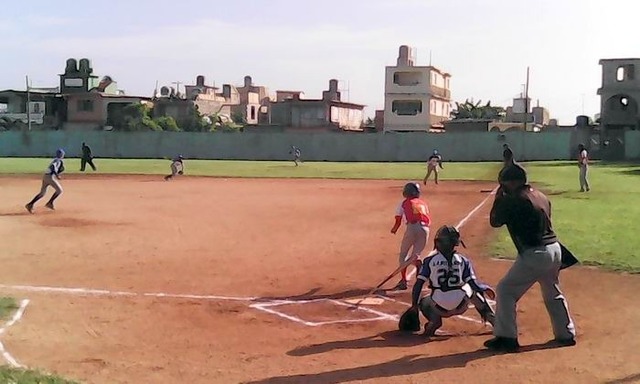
395, 197, 431, 226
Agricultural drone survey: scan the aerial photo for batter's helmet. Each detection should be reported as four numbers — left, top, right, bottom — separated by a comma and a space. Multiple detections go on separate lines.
56, 148, 65, 158
402, 182, 421, 198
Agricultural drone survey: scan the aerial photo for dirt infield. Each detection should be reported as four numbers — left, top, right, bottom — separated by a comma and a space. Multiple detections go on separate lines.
0, 175, 639, 384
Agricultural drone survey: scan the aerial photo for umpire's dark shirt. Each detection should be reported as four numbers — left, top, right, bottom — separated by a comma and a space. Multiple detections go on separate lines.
82, 145, 92, 158
490, 185, 558, 253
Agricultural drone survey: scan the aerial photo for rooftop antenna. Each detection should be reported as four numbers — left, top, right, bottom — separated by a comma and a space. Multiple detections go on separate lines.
524, 67, 530, 131
429, 50, 432, 66
26, 75, 31, 131
171, 81, 183, 96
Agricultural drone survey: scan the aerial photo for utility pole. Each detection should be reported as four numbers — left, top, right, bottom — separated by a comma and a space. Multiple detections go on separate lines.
523, 67, 530, 131
26, 75, 31, 131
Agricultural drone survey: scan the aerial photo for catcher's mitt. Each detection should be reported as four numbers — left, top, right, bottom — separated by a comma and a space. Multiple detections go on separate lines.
398, 307, 421, 332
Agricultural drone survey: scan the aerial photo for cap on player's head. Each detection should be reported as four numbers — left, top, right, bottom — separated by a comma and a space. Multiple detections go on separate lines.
56, 148, 65, 158
500, 163, 527, 183
402, 182, 421, 198
578, 143, 585, 150
178, 154, 184, 159
433, 149, 439, 155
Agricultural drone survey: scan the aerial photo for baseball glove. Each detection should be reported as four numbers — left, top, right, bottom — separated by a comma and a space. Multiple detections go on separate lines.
178, 171, 183, 175
398, 307, 421, 332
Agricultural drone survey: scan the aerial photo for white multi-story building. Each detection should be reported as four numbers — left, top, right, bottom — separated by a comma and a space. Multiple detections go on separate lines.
383, 45, 452, 132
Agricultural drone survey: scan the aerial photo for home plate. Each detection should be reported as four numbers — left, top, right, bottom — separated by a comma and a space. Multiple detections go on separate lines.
342, 298, 385, 305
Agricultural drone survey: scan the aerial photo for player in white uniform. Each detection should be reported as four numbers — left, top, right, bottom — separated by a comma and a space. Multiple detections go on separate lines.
410, 225, 496, 336
25, 148, 65, 213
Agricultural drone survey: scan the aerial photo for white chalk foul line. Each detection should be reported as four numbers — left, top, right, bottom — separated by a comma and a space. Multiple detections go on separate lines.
406, 186, 498, 281
0, 299, 30, 368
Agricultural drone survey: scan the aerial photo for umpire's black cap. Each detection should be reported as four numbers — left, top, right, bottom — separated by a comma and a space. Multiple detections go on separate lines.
499, 163, 527, 183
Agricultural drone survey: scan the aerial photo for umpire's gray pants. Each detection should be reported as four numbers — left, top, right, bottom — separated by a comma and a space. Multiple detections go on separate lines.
493, 242, 575, 340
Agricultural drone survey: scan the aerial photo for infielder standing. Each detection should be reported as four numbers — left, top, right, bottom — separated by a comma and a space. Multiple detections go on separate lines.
406, 225, 496, 336
164, 155, 184, 181
390, 182, 430, 291
25, 148, 65, 213
485, 163, 576, 353
578, 143, 590, 192
423, 150, 444, 185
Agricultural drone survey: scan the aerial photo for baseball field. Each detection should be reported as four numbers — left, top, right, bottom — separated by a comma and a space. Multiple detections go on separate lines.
0, 159, 639, 383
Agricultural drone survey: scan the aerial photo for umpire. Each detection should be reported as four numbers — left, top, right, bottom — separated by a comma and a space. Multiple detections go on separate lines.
80, 142, 97, 172
484, 163, 576, 352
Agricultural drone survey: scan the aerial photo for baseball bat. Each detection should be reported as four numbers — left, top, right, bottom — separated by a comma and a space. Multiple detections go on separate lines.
349, 256, 418, 308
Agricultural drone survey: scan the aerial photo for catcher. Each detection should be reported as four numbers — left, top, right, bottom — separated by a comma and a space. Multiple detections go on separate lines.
398, 225, 496, 337
164, 155, 184, 181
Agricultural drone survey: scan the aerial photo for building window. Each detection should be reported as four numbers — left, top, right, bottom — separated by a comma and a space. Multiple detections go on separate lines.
393, 71, 421, 86
250, 106, 256, 120
392, 100, 422, 116
617, 67, 625, 82
626, 64, 635, 80
77, 99, 94, 112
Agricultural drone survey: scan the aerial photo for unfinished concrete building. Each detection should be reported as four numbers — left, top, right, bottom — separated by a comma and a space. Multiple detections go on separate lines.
598, 58, 640, 159
383, 45, 452, 132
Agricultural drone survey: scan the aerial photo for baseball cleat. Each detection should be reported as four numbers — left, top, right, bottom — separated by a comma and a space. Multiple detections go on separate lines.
25, 203, 34, 214
391, 280, 408, 291
45, 202, 55, 210
484, 337, 520, 353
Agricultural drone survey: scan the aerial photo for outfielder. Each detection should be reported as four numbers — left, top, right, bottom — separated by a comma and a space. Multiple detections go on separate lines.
423, 150, 444, 185
25, 148, 65, 213
398, 225, 496, 336
390, 182, 430, 291
577, 143, 590, 192
164, 155, 184, 181
289, 146, 302, 166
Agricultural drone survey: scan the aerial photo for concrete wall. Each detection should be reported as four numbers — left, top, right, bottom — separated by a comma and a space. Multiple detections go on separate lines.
625, 130, 640, 159
0, 131, 579, 162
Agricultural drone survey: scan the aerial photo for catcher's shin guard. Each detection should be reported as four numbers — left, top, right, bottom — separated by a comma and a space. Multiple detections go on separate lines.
418, 297, 443, 336
471, 292, 495, 326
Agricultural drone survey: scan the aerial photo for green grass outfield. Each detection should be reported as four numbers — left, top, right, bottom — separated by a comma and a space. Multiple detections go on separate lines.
1, 158, 638, 273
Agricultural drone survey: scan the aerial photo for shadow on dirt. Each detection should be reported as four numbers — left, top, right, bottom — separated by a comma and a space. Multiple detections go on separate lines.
243, 341, 573, 384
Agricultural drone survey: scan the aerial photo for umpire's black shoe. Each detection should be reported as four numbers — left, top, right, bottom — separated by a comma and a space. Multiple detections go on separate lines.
484, 337, 520, 353
553, 337, 576, 347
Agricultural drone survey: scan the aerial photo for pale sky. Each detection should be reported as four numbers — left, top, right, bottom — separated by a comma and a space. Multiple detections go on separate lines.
0, 0, 638, 124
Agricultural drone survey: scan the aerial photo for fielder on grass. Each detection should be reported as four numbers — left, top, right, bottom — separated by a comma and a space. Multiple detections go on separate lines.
164, 155, 184, 181
289, 146, 302, 166
25, 148, 66, 213
423, 150, 444, 185
390, 182, 431, 291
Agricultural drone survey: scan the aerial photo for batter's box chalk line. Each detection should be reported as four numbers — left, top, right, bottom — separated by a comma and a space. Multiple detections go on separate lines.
0, 299, 30, 368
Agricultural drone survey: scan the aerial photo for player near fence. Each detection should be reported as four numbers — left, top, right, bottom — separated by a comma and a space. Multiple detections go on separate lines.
578, 143, 590, 192
164, 155, 184, 181
423, 150, 444, 185
80, 142, 97, 172
390, 182, 431, 291
398, 225, 496, 336
289, 146, 302, 166
25, 148, 66, 213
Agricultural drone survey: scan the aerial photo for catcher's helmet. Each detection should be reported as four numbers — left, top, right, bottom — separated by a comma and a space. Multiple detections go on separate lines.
434, 225, 465, 250
402, 182, 421, 198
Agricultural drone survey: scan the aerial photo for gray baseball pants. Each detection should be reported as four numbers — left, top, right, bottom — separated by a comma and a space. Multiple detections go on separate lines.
29, 174, 63, 205
579, 165, 590, 191
399, 223, 429, 264
493, 242, 576, 340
